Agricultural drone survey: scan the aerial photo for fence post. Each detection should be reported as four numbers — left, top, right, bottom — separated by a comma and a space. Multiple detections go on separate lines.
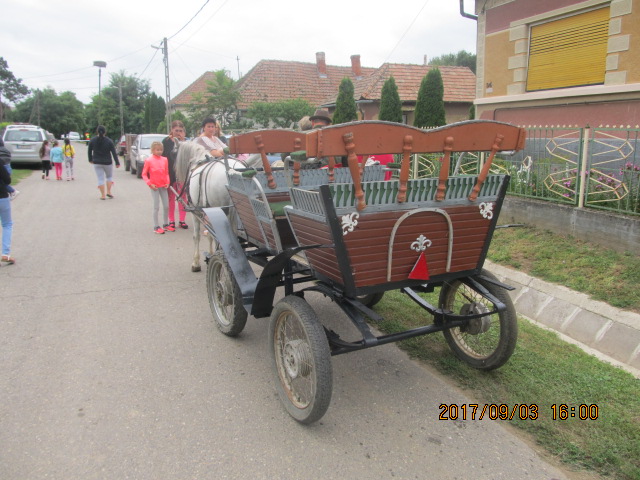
577, 127, 591, 208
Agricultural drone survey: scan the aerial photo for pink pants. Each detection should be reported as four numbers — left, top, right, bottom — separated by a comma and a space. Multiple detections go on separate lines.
54, 163, 63, 179
168, 183, 186, 223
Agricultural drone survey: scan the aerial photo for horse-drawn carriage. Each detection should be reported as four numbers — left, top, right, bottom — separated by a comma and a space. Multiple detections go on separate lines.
180, 120, 526, 424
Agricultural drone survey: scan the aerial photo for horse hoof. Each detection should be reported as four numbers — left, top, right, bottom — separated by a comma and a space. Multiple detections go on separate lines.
192, 265, 201, 273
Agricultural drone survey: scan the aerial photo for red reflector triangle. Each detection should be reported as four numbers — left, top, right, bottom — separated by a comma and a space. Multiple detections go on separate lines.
409, 251, 430, 280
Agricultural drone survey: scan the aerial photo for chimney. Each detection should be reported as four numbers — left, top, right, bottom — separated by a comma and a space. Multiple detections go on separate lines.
316, 52, 327, 78
351, 54, 362, 79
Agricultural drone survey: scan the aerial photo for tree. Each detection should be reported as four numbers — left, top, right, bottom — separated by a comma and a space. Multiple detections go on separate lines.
414, 68, 446, 128
246, 98, 314, 128
378, 76, 402, 123
332, 77, 357, 125
143, 92, 165, 133
0, 57, 30, 122
11, 88, 85, 137
184, 69, 241, 134
429, 50, 476, 74
85, 71, 150, 137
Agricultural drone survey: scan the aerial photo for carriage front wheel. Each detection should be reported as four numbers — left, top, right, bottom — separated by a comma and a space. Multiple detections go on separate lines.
269, 295, 332, 424
206, 251, 247, 337
439, 269, 518, 370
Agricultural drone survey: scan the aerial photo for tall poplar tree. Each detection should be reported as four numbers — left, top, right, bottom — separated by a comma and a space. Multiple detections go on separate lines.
332, 77, 357, 125
378, 76, 402, 123
417, 68, 446, 128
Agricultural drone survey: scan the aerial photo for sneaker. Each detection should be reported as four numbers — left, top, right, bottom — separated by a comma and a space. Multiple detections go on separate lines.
154, 226, 165, 234
179, 221, 188, 229
9, 190, 20, 201
163, 223, 175, 232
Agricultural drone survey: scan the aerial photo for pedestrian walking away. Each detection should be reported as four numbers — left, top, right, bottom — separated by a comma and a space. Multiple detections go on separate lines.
142, 141, 172, 234
39, 140, 51, 180
87, 125, 120, 200
0, 139, 19, 200
0, 160, 15, 265
63, 138, 75, 180
50, 141, 64, 180
162, 120, 188, 230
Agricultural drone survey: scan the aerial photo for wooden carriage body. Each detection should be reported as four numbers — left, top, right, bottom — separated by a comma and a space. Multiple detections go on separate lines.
227, 121, 526, 298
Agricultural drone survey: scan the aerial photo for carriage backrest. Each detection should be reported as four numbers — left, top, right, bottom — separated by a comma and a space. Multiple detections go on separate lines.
305, 120, 526, 157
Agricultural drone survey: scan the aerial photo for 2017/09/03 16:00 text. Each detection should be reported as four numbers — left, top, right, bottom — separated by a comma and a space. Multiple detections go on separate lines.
438, 404, 600, 421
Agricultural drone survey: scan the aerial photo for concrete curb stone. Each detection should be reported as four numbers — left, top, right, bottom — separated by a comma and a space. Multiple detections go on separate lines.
485, 260, 640, 376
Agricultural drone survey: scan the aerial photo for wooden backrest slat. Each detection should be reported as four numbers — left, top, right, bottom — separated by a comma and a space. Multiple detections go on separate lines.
228, 129, 307, 154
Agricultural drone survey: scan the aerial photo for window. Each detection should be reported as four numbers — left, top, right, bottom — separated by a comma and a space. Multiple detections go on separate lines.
526, 7, 610, 92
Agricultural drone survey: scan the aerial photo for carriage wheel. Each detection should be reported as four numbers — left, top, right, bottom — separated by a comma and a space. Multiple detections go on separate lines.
269, 295, 332, 424
439, 269, 517, 370
355, 292, 384, 308
206, 251, 247, 337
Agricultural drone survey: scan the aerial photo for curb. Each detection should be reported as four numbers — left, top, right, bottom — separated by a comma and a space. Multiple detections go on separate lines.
485, 260, 640, 378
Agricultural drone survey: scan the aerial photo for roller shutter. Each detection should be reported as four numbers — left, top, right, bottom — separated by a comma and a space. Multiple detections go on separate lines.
526, 7, 610, 91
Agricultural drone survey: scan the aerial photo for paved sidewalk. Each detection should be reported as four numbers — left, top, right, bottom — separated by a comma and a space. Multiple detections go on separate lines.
486, 260, 640, 377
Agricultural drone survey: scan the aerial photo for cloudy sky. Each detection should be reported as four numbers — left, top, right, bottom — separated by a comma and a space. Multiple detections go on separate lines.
2, 0, 477, 105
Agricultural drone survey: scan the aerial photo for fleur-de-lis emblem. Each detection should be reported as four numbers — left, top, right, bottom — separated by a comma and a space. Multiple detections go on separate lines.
341, 212, 359, 236
410, 234, 432, 252
479, 202, 494, 220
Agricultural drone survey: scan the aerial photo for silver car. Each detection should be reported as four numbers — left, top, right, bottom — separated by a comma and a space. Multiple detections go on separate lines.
129, 134, 167, 178
2, 124, 48, 166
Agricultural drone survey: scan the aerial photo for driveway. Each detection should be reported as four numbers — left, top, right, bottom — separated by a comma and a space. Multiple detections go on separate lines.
0, 142, 569, 479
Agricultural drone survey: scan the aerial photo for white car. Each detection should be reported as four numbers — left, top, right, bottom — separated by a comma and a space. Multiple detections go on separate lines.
2, 124, 48, 166
129, 134, 167, 178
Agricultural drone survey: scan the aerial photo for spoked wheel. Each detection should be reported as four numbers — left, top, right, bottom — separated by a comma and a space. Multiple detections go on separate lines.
439, 269, 517, 370
269, 295, 332, 424
206, 251, 247, 336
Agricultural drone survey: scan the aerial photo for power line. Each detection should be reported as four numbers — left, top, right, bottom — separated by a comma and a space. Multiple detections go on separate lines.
168, 0, 210, 40
383, 0, 432, 64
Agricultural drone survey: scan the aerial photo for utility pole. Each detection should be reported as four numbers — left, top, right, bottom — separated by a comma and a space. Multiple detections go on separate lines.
118, 84, 125, 138
237, 56, 241, 79
162, 38, 171, 132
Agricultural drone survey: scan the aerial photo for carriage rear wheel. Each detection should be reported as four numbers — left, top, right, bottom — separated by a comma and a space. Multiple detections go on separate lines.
439, 270, 517, 370
206, 251, 247, 337
269, 295, 332, 424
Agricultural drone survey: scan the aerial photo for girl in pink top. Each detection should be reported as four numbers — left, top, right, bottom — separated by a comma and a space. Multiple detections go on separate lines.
142, 142, 174, 234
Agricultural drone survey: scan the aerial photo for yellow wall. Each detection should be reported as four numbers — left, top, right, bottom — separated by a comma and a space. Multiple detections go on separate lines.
618, 5, 640, 83
482, 31, 513, 97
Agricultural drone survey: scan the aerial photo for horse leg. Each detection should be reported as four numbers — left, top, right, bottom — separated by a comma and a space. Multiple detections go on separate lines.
191, 212, 202, 272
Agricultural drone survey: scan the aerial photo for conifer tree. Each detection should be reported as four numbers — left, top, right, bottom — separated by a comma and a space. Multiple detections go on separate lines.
417, 68, 446, 128
378, 76, 402, 123
332, 77, 358, 125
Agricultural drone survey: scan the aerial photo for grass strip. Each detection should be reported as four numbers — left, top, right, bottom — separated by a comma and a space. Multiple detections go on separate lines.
488, 226, 640, 312
9, 168, 34, 184
374, 290, 640, 480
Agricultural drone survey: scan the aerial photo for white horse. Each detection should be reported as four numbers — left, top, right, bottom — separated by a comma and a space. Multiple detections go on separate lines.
174, 141, 262, 272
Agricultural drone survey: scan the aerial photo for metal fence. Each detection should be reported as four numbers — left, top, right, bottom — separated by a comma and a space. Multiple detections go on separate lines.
408, 125, 640, 216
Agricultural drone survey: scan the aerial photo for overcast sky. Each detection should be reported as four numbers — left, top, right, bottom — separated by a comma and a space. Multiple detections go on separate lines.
2, 0, 477, 105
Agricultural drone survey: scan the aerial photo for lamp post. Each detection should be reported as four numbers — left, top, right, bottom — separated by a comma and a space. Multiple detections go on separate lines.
93, 60, 107, 126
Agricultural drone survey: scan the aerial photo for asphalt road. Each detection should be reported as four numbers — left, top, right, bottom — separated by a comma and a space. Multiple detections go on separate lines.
0, 142, 569, 480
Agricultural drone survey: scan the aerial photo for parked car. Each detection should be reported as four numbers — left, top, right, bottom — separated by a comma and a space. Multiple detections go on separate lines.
129, 134, 167, 178
68, 131, 81, 141
117, 135, 127, 157
2, 124, 48, 166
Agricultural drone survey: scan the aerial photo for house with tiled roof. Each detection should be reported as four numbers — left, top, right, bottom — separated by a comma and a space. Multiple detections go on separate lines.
170, 52, 476, 125
322, 63, 476, 124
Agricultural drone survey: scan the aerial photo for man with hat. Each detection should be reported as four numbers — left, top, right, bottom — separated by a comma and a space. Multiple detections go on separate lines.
310, 109, 332, 128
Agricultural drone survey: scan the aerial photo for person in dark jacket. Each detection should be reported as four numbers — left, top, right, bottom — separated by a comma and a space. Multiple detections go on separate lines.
162, 120, 188, 230
0, 159, 15, 264
88, 125, 120, 200
0, 139, 18, 199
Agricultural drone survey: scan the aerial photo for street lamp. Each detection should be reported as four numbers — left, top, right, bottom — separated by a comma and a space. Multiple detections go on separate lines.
93, 60, 107, 126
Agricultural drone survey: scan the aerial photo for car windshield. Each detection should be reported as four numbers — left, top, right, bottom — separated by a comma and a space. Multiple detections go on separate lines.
139, 135, 166, 149
4, 130, 44, 142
